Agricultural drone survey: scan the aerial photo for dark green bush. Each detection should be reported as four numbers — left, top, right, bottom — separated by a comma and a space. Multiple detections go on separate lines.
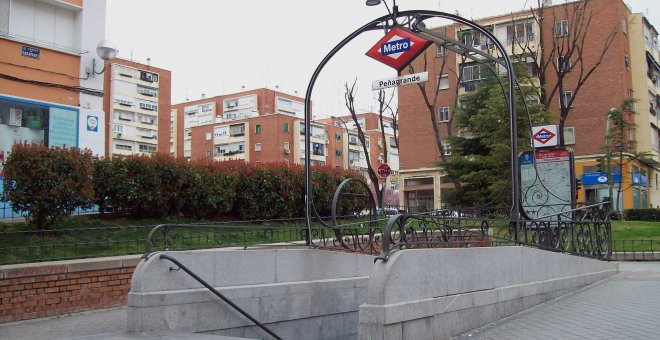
8, 147, 367, 223
624, 209, 660, 221
2, 144, 94, 229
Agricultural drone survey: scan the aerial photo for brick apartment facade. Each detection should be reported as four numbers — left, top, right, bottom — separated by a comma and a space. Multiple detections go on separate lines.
173, 89, 400, 190
397, 0, 659, 211
102, 58, 172, 158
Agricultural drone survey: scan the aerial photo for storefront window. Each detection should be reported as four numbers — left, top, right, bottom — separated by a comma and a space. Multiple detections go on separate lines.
0, 97, 78, 172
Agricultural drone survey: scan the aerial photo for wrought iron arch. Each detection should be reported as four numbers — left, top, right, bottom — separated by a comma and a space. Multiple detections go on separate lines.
303, 9, 521, 244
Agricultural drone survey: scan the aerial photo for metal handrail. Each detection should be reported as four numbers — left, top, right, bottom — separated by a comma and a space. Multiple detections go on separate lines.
159, 254, 282, 340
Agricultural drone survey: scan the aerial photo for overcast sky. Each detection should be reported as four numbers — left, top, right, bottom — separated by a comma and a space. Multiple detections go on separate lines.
106, 0, 659, 118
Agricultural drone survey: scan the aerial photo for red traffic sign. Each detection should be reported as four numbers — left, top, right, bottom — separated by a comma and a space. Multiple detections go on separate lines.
366, 27, 431, 71
532, 128, 556, 145
377, 163, 391, 178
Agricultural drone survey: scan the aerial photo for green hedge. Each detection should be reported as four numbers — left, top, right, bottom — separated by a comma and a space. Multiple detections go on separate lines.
2, 144, 94, 229
624, 209, 660, 221
2, 145, 366, 227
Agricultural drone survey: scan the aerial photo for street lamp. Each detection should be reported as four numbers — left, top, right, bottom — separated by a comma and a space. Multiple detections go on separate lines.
84, 39, 118, 79
604, 108, 616, 213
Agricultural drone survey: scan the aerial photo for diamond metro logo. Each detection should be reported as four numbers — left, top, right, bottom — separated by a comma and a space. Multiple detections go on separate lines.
366, 27, 431, 70
532, 128, 556, 144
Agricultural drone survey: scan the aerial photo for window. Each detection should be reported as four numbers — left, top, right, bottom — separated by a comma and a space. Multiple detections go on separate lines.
139, 102, 158, 111
113, 125, 123, 134
436, 44, 446, 57
205, 132, 212, 141
628, 89, 636, 112
438, 75, 449, 90
441, 140, 451, 156
335, 150, 342, 157
555, 20, 569, 37
622, 17, 628, 34
557, 55, 571, 72
390, 137, 398, 148
438, 107, 450, 122
284, 141, 290, 153
651, 125, 659, 152
115, 143, 132, 151
348, 134, 359, 145
462, 64, 489, 82
560, 91, 573, 108
139, 144, 157, 153
284, 122, 289, 133
201, 104, 213, 112
624, 53, 629, 69
312, 143, 324, 156
137, 86, 158, 97
230, 124, 245, 136
506, 21, 534, 45
348, 150, 360, 163
563, 127, 576, 145
335, 132, 341, 141
255, 124, 261, 134
255, 143, 262, 151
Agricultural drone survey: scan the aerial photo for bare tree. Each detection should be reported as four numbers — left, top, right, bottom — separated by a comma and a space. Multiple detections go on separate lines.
376, 88, 396, 164
511, 0, 617, 144
344, 80, 381, 201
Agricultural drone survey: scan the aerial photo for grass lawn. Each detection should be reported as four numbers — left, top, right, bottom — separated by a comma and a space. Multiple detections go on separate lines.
1, 215, 657, 265
0, 214, 387, 265
611, 220, 660, 252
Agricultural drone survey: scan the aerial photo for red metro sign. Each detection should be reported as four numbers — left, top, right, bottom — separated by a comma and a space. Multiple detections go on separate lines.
532, 128, 556, 145
366, 27, 431, 71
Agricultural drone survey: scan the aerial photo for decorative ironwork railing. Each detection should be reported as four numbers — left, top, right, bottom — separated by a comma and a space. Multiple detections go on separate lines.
374, 202, 612, 261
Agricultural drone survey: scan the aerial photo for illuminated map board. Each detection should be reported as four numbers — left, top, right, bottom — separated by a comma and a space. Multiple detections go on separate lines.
520, 149, 574, 219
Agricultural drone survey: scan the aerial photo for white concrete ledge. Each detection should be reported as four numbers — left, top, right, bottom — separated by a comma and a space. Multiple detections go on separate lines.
128, 249, 374, 338
358, 247, 618, 340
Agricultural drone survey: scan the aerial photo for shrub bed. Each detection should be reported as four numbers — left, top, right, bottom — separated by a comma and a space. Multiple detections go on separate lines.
2, 145, 365, 228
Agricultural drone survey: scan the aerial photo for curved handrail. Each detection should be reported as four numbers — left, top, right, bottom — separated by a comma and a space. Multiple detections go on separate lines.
159, 254, 282, 340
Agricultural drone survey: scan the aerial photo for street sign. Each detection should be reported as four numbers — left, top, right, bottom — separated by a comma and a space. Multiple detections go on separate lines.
365, 27, 431, 71
531, 125, 559, 148
372, 72, 428, 90
377, 163, 391, 178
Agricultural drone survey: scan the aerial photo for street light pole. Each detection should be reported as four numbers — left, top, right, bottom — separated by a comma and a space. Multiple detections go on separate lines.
605, 109, 615, 213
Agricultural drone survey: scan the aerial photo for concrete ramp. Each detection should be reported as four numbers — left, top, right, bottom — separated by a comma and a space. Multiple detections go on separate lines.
358, 246, 618, 340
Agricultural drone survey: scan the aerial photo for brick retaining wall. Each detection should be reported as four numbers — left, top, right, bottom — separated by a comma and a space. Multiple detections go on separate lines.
0, 255, 141, 323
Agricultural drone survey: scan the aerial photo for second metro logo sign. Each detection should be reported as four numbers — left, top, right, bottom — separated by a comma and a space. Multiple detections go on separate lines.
366, 27, 431, 71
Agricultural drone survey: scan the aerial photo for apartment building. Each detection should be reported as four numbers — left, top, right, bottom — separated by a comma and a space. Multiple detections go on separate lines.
627, 14, 659, 207
172, 89, 310, 160
319, 113, 400, 190
175, 89, 400, 192
397, 0, 657, 211
102, 58, 171, 158
0, 0, 108, 170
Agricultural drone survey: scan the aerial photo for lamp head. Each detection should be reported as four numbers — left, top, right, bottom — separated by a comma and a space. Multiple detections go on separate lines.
366, 0, 381, 6
96, 39, 118, 61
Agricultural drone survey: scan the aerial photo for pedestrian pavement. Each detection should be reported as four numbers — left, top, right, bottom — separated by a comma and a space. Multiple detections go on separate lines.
458, 262, 660, 340
1, 262, 659, 339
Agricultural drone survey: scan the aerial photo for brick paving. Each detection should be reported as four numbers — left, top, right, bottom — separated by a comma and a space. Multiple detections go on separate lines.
458, 262, 660, 340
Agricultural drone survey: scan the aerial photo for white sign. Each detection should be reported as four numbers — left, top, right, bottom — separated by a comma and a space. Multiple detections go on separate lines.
531, 125, 559, 148
372, 72, 428, 90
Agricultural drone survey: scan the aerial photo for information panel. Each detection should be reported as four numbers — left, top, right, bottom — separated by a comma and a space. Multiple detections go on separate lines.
48, 107, 78, 148
520, 149, 574, 219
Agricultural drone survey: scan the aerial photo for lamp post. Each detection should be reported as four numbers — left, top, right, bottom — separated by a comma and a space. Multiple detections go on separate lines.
84, 39, 118, 79
605, 108, 615, 213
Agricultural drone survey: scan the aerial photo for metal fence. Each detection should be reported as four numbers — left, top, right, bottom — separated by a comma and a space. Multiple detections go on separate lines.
2, 210, 657, 265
